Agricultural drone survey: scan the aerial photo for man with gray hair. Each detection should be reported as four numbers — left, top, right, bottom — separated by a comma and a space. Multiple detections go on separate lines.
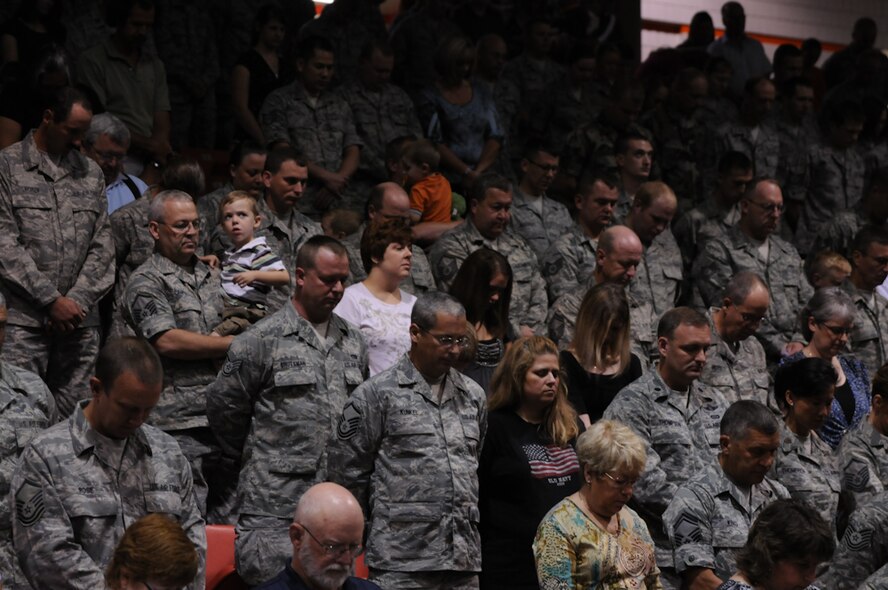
256, 482, 381, 589
83, 112, 148, 213
208, 235, 368, 585
328, 291, 487, 590
664, 400, 788, 590
124, 189, 233, 518
700, 270, 772, 408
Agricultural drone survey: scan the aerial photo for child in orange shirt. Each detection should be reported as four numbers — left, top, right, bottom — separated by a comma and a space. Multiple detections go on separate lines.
403, 139, 454, 223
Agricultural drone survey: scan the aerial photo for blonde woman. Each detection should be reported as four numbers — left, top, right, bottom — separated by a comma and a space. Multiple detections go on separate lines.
534, 420, 662, 590
563, 283, 643, 427
480, 336, 582, 590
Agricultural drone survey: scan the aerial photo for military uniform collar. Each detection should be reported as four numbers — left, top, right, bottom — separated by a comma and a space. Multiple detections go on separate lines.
394, 355, 469, 406
778, 421, 826, 460
707, 307, 738, 364
711, 461, 776, 513
70, 400, 151, 457
149, 252, 211, 280
20, 130, 88, 181
0, 362, 18, 411
284, 301, 351, 351
287, 79, 332, 107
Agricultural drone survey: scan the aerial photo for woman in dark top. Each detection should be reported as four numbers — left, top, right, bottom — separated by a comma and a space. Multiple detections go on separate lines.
782, 287, 870, 449
231, 4, 294, 144
480, 336, 582, 590
450, 248, 513, 394
562, 283, 642, 428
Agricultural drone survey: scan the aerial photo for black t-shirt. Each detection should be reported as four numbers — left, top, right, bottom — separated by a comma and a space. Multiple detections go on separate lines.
235, 49, 294, 116
479, 409, 582, 589
560, 350, 643, 422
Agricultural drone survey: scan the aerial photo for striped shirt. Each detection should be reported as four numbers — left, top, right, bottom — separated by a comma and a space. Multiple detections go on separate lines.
221, 237, 286, 305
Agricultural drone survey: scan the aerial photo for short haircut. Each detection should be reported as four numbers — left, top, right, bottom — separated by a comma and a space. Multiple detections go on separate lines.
720, 400, 779, 439
576, 419, 647, 476
95, 337, 163, 390
84, 112, 130, 147
717, 150, 753, 176
229, 140, 266, 168
411, 291, 466, 331
106, 0, 154, 28
657, 306, 708, 339
632, 181, 674, 210
872, 363, 888, 400
323, 209, 362, 238
359, 37, 393, 60
160, 156, 205, 198
735, 499, 834, 586
295, 235, 348, 272
522, 137, 560, 161
218, 191, 258, 219
297, 35, 335, 61
743, 177, 780, 201
385, 135, 416, 166
105, 513, 198, 588
806, 250, 851, 285
360, 218, 412, 274
577, 170, 620, 196
615, 132, 652, 157
43, 86, 92, 123
773, 43, 802, 68
573, 283, 631, 375
470, 173, 511, 206
265, 147, 308, 175
774, 357, 838, 411
798, 287, 856, 341
449, 248, 511, 340
403, 139, 440, 171
721, 270, 768, 304
852, 224, 888, 258
148, 190, 195, 224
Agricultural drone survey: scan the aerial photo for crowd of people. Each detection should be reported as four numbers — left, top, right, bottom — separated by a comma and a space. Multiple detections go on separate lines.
2, 0, 888, 588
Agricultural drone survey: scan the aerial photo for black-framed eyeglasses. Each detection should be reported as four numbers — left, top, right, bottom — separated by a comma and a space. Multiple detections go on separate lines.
601, 472, 638, 489
418, 327, 470, 349
745, 199, 784, 213
818, 322, 853, 336
526, 160, 559, 174
298, 523, 363, 558
156, 220, 200, 234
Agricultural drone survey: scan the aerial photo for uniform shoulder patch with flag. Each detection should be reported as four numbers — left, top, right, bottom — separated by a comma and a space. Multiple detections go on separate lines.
15, 480, 45, 527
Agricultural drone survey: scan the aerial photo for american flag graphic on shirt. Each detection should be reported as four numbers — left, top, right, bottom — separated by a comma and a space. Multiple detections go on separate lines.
522, 443, 580, 479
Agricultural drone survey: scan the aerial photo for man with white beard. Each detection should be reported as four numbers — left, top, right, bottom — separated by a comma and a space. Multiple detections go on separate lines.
255, 482, 381, 589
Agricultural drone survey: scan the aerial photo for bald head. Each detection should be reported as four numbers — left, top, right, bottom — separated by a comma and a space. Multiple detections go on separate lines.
368, 182, 411, 222
595, 226, 643, 286
293, 482, 364, 528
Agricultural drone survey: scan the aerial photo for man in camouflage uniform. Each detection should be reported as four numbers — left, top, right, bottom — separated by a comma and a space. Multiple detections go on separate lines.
207, 236, 368, 586
343, 182, 435, 294
0, 86, 115, 418
509, 141, 574, 261
603, 307, 728, 590
773, 78, 819, 213
547, 225, 653, 360
430, 174, 547, 337
328, 292, 486, 590
813, 169, 888, 259
838, 374, 888, 511
816, 490, 888, 590
623, 182, 682, 335
335, 39, 422, 196
124, 190, 234, 517
640, 67, 708, 212
11, 337, 205, 590
664, 400, 787, 589
693, 179, 812, 363
259, 35, 362, 214
701, 271, 772, 408
841, 226, 888, 375
0, 294, 57, 590
792, 99, 866, 255
613, 132, 654, 223
542, 172, 620, 301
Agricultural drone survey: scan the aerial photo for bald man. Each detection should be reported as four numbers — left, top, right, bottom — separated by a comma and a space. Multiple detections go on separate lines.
256, 482, 381, 590
547, 225, 654, 360
342, 182, 436, 293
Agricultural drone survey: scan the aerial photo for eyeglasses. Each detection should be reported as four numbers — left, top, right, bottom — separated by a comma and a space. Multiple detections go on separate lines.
299, 523, 363, 558
733, 305, 768, 325
526, 160, 559, 174
745, 199, 784, 213
93, 149, 126, 162
818, 322, 853, 336
156, 220, 200, 233
418, 327, 470, 349
601, 472, 638, 489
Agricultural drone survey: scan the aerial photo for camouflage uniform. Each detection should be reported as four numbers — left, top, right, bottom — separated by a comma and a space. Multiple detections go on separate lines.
206, 302, 368, 585
673, 200, 740, 278
640, 104, 704, 210
429, 222, 547, 335
663, 461, 789, 579
0, 132, 115, 417
327, 354, 487, 586
0, 361, 56, 590
702, 121, 779, 197
109, 196, 154, 338
509, 187, 574, 261
499, 55, 565, 121
774, 113, 819, 204
342, 226, 435, 295
771, 422, 841, 537
602, 370, 728, 568
811, 210, 863, 259
335, 82, 422, 184
816, 491, 888, 590
841, 282, 888, 376
12, 401, 206, 590
540, 225, 598, 302
837, 418, 888, 512
528, 74, 600, 149
793, 140, 866, 255
700, 308, 772, 409
561, 118, 650, 184
196, 182, 233, 253
692, 226, 813, 361
547, 279, 654, 363
629, 229, 683, 339
259, 80, 364, 211
699, 97, 738, 134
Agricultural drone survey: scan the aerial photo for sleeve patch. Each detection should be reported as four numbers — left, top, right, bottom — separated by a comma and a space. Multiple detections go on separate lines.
15, 480, 45, 527
844, 458, 871, 492
337, 402, 362, 440
221, 358, 243, 377
844, 518, 874, 552
671, 510, 705, 546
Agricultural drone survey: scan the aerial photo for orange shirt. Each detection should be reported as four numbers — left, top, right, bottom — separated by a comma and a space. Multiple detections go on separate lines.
409, 173, 453, 223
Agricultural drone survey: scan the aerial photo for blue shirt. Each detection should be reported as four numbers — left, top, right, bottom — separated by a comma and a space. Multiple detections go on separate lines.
255, 563, 382, 590
106, 173, 148, 213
